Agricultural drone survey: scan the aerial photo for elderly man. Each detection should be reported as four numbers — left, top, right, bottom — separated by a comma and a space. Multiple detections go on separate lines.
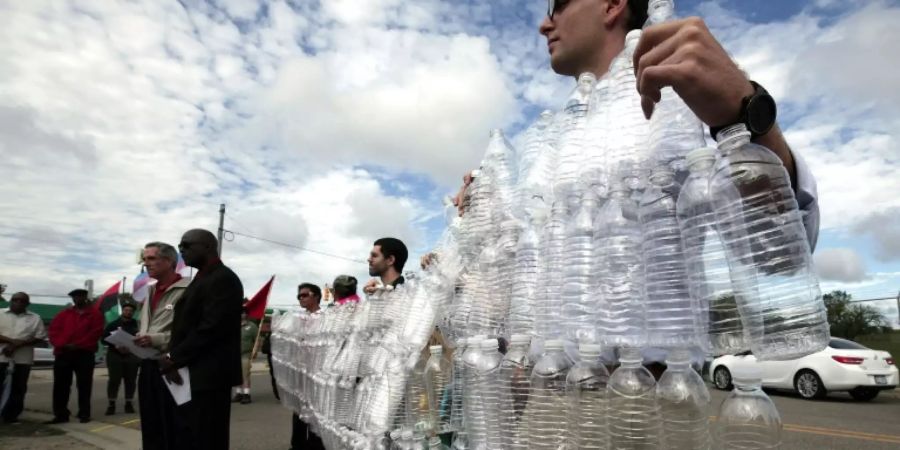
162, 229, 243, 450
0, 292, 47, 423
46, 288, 104, 424
135, 241, 191, 450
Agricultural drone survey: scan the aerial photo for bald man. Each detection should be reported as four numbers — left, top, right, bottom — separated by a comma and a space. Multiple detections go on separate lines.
160, 229, 244, 450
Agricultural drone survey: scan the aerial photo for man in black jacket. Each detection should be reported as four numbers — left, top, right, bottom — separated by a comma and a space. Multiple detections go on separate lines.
160, 229, 243, 450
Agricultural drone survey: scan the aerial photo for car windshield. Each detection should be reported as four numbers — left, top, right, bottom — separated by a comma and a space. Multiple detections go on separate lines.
828, 338, 869, 350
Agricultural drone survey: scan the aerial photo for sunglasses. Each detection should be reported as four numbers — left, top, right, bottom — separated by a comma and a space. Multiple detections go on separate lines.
298, 292, 311, 299
547, 0, 571, 19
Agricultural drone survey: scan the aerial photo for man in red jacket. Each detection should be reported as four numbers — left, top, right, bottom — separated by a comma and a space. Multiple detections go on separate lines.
46, 288, 104, 424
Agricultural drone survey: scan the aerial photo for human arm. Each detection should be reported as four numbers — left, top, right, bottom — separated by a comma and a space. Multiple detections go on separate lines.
452, 171, 475, 217
633, 17, 796, 186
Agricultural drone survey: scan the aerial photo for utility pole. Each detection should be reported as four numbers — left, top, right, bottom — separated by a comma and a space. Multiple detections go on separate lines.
217, 203, 226, 257
896, 290, 899, 329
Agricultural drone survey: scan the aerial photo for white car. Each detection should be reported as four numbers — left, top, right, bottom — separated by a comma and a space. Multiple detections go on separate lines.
710, 337, 898, 401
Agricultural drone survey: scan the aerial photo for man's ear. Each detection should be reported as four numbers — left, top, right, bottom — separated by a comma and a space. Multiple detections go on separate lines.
386, 255, 396, 269
604, 0, 630, 27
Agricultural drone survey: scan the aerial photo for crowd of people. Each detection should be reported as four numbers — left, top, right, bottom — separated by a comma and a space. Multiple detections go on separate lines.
0, 229, 408, 450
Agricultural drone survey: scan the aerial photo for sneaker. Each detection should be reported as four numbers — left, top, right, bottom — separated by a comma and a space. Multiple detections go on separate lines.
231, 393, 243, 403
44, 417, 69, 424
105, 405, 115, 416
240, 394, 252, 404
124, 402, 135, 414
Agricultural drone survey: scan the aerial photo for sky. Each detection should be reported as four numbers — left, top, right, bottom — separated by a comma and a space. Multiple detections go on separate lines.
0, 0, 898, 325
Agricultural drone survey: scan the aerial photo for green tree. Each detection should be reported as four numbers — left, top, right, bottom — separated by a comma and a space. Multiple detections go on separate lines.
824, 290, 888, 340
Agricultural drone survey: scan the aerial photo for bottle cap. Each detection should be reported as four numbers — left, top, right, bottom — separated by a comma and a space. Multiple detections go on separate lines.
665, 348, 693, 365
480, 339, 499, 350
544, 339, 565, 350
618, 346, 642, 363
509, 334, 531, 346
429, 345, 443, 355
578, 343, 603, 355
685, 147, 716, 168
489, 128, 504, 138
733, 364, 763, 383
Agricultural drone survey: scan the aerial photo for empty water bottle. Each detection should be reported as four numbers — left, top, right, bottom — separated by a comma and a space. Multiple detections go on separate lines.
607, 347, 661, 449
711, 124, 829, 360
526, 339, 574, 450
677, 147, 746, 354
499, 334, 532, 450
424, 345, 453, 434
562, 185, 600, 343
639, 165, 700, 348
715, 365, 782, 449
657, 348, 711, 449
565, 343, 609, 450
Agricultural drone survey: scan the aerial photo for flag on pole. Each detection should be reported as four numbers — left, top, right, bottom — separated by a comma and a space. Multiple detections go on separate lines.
132, 271, 156, 304
244, 275, 274, 320
175, 254, 192, 279
95, 281, 122, 324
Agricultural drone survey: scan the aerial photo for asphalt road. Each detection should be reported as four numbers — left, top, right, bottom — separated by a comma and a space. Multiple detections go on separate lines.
19, 363, 900, 449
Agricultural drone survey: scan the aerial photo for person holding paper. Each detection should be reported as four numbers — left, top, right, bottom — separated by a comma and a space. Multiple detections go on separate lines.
102, 301, 140, 415
162, 229, 244, 450
135, 241, 190, 450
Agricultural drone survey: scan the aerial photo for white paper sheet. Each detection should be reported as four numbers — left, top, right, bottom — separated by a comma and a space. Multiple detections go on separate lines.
103, 329, 160, 360
163, 368, 191, 406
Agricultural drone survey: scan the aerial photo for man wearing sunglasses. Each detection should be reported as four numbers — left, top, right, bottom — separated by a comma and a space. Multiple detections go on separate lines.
161, 229, 244, 450
290, 282, 325, 450
454, 0, 819, 247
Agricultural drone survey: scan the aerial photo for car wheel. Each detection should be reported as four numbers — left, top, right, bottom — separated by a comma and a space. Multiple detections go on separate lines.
794, 370, 826, 399
713, 366, 733, 390
848, 387, 880, 401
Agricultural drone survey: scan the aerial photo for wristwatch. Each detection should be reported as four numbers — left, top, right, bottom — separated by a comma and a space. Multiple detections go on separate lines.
710, 80, 777, 141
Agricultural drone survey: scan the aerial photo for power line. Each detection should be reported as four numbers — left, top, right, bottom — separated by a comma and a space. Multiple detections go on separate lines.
224, 229, 366, 263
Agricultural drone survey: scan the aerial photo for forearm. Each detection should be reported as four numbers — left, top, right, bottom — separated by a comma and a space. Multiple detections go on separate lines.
752, 123, 797, 189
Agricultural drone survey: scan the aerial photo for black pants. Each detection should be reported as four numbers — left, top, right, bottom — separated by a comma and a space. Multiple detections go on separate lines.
266, 353, 279, 400
0, 362, 32, 421
52, 350, 95, 420
139, 360, 177, 450
291, 413, 325, 450
107, 350, 140, 401
174, 387, 232, 450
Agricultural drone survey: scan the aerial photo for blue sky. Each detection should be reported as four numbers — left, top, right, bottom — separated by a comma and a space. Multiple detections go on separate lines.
0, 1, 898, 326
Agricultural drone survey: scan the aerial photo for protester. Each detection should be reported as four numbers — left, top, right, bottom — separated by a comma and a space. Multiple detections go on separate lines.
233, 307, 258, 405
332, 275, 360, 305
0, 292, 48, 423
290, 282, 325, 450
135, 241, 190, 450
46, 288, 104, 424
162, 229, 243, 450
102, 301, 140, 415
363, 237, 409, 294
261, 321, 279, 400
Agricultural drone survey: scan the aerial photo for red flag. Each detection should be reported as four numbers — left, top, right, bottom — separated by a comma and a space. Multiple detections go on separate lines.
95, 281, 121, 312
244, 275, 274, 320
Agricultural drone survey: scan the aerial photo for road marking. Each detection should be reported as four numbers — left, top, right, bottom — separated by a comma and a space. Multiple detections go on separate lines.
120, 419, 140, 425
709, 416, 900, 444
89, 424, 115, 433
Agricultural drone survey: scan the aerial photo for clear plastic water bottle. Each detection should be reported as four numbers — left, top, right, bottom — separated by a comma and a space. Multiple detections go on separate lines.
554, 72, 597, 202
424, 345, 452, 434
594, 179, 645, 347
711, 124, 829, 360
643, 0, 706, 172
475, 339, 503, 450
607, 347, 662, 449
462, 336, 487, 448
526, 339, 574, 450
562, 185, 600, 343
657, 348, 711, 449
676, 147, 746, 354
606, 30, 650, 191
499, 334, 532, 450
715, 365, 782, 449
565, 343, 609, 450
508, 205, 545, 336
535, 198, 567, 340
639, 165, 701, 348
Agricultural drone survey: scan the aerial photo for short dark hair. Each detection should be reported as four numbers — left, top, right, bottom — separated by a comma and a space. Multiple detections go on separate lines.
627, 0, 649, 30
374, 237, 408, 273
298, 283, 322, 303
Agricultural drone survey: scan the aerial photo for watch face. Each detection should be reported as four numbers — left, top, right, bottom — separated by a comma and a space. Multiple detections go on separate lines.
748, 93, 777, 135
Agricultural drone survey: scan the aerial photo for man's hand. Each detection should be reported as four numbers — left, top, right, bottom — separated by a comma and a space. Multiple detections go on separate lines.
420, 252, 438, 270
134, 335, 153, 348
452, 171, 475, 217
363, 279, 379, 295
158, 355, 183, 385
633, 17, 753, 127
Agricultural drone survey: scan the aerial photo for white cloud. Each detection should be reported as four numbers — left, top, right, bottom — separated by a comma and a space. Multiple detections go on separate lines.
814, 247, 868, 282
